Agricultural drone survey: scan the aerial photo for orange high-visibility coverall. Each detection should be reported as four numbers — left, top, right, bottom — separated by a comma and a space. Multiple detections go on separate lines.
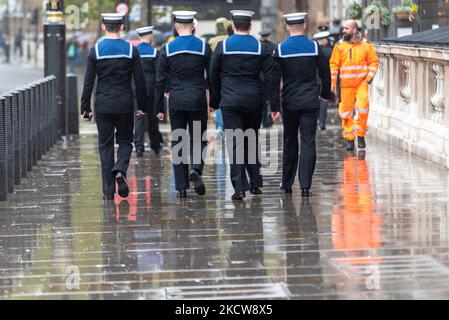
330, 39, 379, 141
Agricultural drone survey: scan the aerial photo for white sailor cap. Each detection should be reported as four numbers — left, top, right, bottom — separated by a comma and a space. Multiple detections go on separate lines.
172, 11, 197, 24
283, 12, 308, 25
101, 13, 125, 25
136, 26, 154, 36
313, 31, 331, 40
230, 10, 255, 22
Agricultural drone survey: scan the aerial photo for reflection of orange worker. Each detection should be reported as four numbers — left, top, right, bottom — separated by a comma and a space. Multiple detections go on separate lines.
330, 20, 379, 151
332, 155, 382, 265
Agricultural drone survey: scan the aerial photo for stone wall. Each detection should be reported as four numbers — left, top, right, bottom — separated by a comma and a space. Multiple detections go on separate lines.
368, 43, 449, 168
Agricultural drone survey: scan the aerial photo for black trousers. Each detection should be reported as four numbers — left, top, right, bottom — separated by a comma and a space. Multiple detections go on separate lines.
221, 106, 262, 193
319, 99, 328, 127
134, 111, 163, 152
95, 112, 134, 196
169, 108, 208, 191
282, 107, 318, 190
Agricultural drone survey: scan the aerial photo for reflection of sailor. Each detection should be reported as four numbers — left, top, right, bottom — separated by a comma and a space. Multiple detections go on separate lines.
272, 12, 331, 198
133, 26, 164, 157
154, 11, 213, 199
80, 13, 147, 200
210, 10, 276, 201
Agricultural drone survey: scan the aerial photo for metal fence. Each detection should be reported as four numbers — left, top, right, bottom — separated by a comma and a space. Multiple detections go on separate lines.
0, 76, 58, 202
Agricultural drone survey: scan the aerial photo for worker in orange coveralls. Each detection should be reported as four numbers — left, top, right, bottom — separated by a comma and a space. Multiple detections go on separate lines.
332, 155, 383, 276
330, 20, 379, 151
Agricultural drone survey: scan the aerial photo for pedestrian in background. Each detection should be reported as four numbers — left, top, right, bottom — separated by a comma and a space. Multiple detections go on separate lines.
208, 17, 231, 138
259, 28, 276, 129
313, 30, 334, 131
330, 20, 379, 151
133, 26, 164, 157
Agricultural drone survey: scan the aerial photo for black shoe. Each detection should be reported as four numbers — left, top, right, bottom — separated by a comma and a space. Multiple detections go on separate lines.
301, 189, 312, 197
116, 172, 129, 198
190, 170, 206, 196
320, 125, 326, 131
346, 140, 355, 151
177, 190, 187, 198
136, 150, 144, 158
280, 185, 293, 194
103, 193, 114, 200
357, 136, 366, 149
232, 192, 245, 200
250, 187, 262, 195
153, 148, 160, 155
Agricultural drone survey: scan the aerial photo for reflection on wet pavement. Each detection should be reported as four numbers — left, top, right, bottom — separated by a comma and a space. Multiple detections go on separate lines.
1, 127, 449, 300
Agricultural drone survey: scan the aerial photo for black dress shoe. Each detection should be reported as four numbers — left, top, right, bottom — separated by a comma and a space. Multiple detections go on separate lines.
346, 140, 355, 151
301, 189, 312, 198
250, 187, 263, 195
189, 170, 206, 195
153, 148, 160, 155
136, 150, 144, 158
177, 190, 187, 198
231, 192, 245, 200
357, 136, 366, 149
116, 172, 129, 198
320, 124, 326, 130
280, 186, 292, 194
103, 193, 115, 200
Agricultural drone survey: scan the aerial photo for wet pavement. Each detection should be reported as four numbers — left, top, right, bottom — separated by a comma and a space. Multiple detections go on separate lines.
1, 123, 449, 300
0, 64, 43, 93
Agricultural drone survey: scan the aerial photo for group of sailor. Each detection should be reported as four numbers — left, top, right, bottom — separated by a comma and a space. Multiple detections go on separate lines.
80, 9, 353, 201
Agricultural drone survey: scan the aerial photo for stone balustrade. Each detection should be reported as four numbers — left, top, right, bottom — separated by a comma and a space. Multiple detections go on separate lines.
369, 43, 449, 168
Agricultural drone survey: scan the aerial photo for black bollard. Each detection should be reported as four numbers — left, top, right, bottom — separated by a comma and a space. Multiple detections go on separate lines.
37, 81, 44, 160
4, 94, 14, 193
17, 88, 27, 179
43, 80, 50, 152
30, 84, 38, 166
11, 90, 22, 186
0, 97, 7, 201
66, 74, 79, 135
24, 86, 33, 172
51, 77, 58, 144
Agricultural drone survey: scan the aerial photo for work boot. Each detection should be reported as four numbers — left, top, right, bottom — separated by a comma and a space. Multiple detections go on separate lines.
136, 150, 144, 158
189, 170, 206, 195
346, 140, 355, 151
357, 136, 366, 149
116, 172, 129, 198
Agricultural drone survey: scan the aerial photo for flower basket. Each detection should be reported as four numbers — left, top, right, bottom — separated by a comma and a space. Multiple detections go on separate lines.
395, 11, 410, 20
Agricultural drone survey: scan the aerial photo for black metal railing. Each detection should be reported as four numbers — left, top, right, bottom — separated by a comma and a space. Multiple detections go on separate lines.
0, 76, 58, 201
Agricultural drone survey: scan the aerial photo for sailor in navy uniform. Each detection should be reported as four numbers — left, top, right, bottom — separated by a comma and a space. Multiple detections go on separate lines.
271, 13, 331, 198
134, 26, 163, 157
154, 11, 212, 199
259, 28, 276, 129
210, 10, 276, 201
80, 13, 147, 200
